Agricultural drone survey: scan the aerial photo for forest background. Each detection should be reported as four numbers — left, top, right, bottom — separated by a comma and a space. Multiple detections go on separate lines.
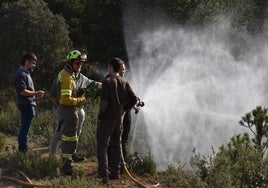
0, 0, 267, 187
0, 0, 266, 97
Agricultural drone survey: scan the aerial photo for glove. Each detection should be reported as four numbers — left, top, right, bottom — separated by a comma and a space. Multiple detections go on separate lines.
77, 88, 86, 97
77, 96, 86, 106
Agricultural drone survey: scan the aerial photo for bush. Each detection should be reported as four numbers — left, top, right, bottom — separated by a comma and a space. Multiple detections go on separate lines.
72, 166, 87, 179
0, 133, 6, 152
128, 152, 145, 175
0, 155, 8, 167
161, 165, 206, 188
191, 133, 267, 188
7, 152, 60, 178
0, 101, 20, 135
239, 106, 268, 155
143, 152, 157, 175
210, 134, 264, 187
127, 151, 157, 176
30, 109, 56, 146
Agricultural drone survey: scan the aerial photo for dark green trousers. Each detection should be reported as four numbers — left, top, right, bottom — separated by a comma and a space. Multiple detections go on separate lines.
97, 116, 123, 179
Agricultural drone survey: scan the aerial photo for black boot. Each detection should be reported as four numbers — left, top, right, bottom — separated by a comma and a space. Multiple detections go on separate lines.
72, 153, 86, 162
18, 146, 28, 153
109, 173, 120, 180
62, 159, 73, 175
102, 177, 108, 184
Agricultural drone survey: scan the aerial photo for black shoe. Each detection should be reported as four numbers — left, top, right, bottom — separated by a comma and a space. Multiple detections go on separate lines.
102, 178, 108, 184
120, 162, 125, 175
18, 146, 28, 153
109, 174, 120, 180
18, 149, 27, 153
98, 174, 108, 184
62, 159, 73, 175
72, 154, 86, 162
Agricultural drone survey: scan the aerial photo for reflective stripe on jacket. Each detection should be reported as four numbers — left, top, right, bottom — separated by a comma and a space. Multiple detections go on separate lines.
58, 65, 85, 106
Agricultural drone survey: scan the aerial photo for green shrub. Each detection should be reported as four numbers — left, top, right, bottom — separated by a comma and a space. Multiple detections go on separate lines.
208, 134, 264, 187
0, 155, 8, 166
72, 166, 86, 179
190, 148, 209, 181
143, 152, 157, 175
161, 165, 206, 188
0, 101, 20, 135
127, 151, 157, 176
7, 152, 60, 178
239, 106, 268, 155
0, 133, 5, 152
262, 156, 268, 184
128, 152, 145, 175
30, 109, 56, 146
191, 133, 267, 188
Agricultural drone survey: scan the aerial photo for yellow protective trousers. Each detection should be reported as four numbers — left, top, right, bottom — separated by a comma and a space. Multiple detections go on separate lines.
58, 104, 78, 159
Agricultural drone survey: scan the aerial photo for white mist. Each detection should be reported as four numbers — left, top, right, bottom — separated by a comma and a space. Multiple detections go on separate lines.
124, 6, 268, 170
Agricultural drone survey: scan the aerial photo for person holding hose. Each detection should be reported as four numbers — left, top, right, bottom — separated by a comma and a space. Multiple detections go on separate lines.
97, 58, 138, 184
49, 51, 101, 163
118, 62, 140, 160
107, 62, 140, 172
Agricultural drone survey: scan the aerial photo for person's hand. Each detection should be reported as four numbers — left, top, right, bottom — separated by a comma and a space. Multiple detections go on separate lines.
77, 88, 86, 97
97, 82, 102, 89
133, 105, 140, 114
35, 90, 45, 99
79, 95, 86, 105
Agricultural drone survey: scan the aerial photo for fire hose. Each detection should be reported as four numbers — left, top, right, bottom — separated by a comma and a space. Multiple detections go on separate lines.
121, 98, 148, 188
120, 156, 149, 188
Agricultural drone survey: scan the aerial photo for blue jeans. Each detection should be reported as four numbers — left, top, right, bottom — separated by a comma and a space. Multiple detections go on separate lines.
18, 104, 36, 150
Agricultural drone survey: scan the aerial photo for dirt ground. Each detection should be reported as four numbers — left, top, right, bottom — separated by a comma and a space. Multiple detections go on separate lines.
0, 163, 160, 188
0, 136, 162, 188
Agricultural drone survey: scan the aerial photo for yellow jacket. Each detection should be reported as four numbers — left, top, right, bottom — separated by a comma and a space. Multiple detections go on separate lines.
58, 64, 85, 107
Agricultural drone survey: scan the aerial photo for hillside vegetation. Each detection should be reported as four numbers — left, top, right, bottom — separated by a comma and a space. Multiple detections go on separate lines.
0, 0, 267, 187
0, 102, 268, 187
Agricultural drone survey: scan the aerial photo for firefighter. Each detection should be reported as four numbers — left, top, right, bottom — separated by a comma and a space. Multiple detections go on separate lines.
49, 51, 101, 163
57, 50, 88, 175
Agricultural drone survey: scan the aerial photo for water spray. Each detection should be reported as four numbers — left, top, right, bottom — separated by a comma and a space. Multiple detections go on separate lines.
121, 98, 161, 187
124, 14, 268, 170
120, 97, 148, 187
